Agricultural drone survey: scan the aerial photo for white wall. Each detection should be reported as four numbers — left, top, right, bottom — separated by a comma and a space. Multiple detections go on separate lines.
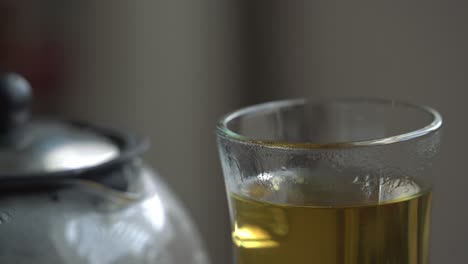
253, 1, 466, 263
59, 1, 238, 263
56, 1, 468, 263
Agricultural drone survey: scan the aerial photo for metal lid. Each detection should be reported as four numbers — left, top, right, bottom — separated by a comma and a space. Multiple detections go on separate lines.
0, 121, 120, 175
0, 73, 132, 181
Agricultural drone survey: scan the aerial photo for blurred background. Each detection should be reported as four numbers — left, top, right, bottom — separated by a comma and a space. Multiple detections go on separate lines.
0, 0, 466, 263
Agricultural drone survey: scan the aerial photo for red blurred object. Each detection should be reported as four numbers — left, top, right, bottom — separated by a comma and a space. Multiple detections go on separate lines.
0, 41, 64, 94
0, 1, 65, 96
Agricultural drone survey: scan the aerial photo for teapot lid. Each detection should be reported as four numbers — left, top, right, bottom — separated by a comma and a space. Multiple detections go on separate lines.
0, 73, 145, 184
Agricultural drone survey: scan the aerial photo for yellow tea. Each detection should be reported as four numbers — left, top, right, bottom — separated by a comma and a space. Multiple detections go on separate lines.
230, 173, 431, 264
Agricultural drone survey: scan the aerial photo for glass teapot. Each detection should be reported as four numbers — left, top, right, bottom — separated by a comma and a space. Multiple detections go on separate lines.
0, 73, 210, 264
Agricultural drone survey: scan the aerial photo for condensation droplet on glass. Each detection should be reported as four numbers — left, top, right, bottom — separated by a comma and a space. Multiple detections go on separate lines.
272, 177, 283, 191
0, 212, 12, 224
295, 176, 304, 184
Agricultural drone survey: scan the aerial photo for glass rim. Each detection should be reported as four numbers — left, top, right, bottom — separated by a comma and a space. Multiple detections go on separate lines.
216, 97, 443, 149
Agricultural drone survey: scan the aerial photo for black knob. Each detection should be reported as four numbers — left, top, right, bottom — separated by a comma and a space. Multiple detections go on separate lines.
0, 73, 32, 134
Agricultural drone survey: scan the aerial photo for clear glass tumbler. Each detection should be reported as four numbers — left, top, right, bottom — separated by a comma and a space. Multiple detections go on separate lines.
216, 98, 442, 264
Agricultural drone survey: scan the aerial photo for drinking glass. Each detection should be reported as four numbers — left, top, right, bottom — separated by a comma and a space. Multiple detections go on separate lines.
216, 98, 442, 264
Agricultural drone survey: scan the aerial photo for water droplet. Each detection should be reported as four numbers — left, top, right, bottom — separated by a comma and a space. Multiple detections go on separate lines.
0, 212, 12, 224
295, 176, 305, 184
272, 177, 283, 191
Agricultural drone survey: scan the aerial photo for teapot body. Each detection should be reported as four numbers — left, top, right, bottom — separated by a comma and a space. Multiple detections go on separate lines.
0, 162, 209, 264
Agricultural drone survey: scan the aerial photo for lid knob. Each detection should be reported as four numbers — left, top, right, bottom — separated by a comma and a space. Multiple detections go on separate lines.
0, 73, 32, 135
